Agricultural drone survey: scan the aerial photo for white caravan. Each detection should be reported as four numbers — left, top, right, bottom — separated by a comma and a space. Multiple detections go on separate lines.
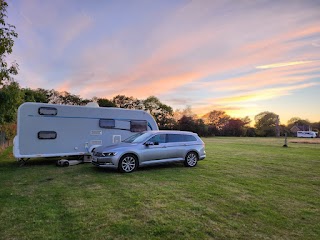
13, 102, 158, 160
297, 131, 317, 138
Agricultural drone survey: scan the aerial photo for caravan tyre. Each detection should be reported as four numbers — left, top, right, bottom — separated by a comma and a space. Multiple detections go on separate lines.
118, 154, 138, 173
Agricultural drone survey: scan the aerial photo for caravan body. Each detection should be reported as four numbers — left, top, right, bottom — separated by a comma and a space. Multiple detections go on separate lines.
13, 102, 158, 159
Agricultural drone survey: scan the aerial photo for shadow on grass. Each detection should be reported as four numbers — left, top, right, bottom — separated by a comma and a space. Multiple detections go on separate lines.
90, 162, 185, 174
13, 156, 85, 167
138, 162, 184, 172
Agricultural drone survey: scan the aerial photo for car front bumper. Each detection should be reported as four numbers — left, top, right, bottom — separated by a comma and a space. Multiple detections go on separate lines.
92, 156, 118, 168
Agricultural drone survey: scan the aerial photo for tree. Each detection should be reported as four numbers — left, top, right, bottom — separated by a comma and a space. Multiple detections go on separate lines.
0, 0, 18, 85
0, 81, 23, 124
59, 91, 82, 105
97, 98, 116, 107
287, 117, 311, 129
177, 116, 209, 136
311, 121, 320, 135
254, 111, 279, 137
246, 127, 256, 137
241, 116, 251, 126
223, 118, 247, 136
22, 88, 49, 103
143, 96, 174, 129
173, 106, 197, 121
45, 90, 87, 105
112, 95, 143, 109
177, 115, 196, 132
205, 110, 230, 131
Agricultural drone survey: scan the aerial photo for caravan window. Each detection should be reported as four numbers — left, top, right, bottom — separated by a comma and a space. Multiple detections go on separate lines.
38, 107, 57, 116
38, 131, 57, 139
130, 120, 147, 132
99, 119, 115, 128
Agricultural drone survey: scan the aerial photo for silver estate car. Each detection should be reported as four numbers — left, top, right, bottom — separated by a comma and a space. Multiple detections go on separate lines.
92, 130, 206, 173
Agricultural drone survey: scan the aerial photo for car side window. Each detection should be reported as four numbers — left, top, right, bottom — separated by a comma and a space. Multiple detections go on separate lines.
167, 134, 184, 143
148, 134, 166, 144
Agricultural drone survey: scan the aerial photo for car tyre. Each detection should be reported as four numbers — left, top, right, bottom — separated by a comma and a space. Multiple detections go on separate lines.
184, 151, 198, 167
64, 161, 69, 167
118, 154, 138, 173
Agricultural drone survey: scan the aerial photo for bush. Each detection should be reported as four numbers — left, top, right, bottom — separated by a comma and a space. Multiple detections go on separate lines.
0, 123, 17, 140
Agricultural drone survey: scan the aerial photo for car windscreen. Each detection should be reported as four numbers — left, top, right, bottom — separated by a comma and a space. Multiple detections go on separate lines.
122, 132, 152, 143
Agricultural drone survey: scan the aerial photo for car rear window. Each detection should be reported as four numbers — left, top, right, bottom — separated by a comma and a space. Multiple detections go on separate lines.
184, 135, 197, 142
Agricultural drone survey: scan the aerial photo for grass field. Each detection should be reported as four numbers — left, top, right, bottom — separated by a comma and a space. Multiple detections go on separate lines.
0, 137, 319, 239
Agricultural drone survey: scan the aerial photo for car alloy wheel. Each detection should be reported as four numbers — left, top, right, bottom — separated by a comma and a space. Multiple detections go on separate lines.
185, 152, 198, 167
119, 154, 137, 173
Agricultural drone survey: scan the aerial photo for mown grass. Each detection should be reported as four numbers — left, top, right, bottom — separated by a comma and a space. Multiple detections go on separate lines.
0, 137, 319, 239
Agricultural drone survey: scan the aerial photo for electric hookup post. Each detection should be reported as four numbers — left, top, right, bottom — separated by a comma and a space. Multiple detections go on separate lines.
283, 133, 288, 147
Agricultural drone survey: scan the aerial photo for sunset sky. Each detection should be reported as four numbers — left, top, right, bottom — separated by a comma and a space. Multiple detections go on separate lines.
7, 0, 320, 123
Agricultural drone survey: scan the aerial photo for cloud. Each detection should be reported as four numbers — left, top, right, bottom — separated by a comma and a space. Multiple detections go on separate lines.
312, 40, 320, 47
10, 0, 320, 122
215, 82, 318, 104
190, 82, 319, 119
55, 11, 94, 54
256, 60, 316, 69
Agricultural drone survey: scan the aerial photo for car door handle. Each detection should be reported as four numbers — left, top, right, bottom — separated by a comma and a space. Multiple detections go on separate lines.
162, 146, 167, 148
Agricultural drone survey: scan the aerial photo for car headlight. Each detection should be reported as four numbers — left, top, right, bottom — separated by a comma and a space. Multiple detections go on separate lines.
102, 152, 117, 157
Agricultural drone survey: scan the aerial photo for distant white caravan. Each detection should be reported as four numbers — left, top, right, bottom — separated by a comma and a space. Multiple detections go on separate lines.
296, 131, 318, 138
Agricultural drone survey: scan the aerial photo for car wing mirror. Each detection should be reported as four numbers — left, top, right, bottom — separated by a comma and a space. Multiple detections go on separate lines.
145, 141, 154, 146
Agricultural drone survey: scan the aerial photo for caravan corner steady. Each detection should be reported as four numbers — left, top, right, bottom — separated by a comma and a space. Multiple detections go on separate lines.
13, 102, 158, 162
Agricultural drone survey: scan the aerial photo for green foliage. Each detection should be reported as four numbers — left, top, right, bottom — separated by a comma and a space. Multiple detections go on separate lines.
143, 96, 174, 129
0, 122, 15, 140
97, 98, 116, 107
223, 118, 246, 136
287, 117, 311, 130
0, 81, 23, 124
22, 88, 50, 103
48, 90, 82, 105
0, 0, 18, 85
177, 116, 209, 136
254, 111, 279, 137
112, 95, 142, 109
205, 110, 230, 130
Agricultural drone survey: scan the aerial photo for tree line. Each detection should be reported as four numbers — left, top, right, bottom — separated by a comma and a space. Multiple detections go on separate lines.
1, 81, 319, 140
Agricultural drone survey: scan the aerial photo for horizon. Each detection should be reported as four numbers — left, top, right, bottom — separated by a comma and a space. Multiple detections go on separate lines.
6, 0, 320, 123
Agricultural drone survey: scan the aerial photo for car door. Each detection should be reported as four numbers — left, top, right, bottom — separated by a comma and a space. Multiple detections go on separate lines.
139, 134, 168, 163
165, 134, 186, 160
